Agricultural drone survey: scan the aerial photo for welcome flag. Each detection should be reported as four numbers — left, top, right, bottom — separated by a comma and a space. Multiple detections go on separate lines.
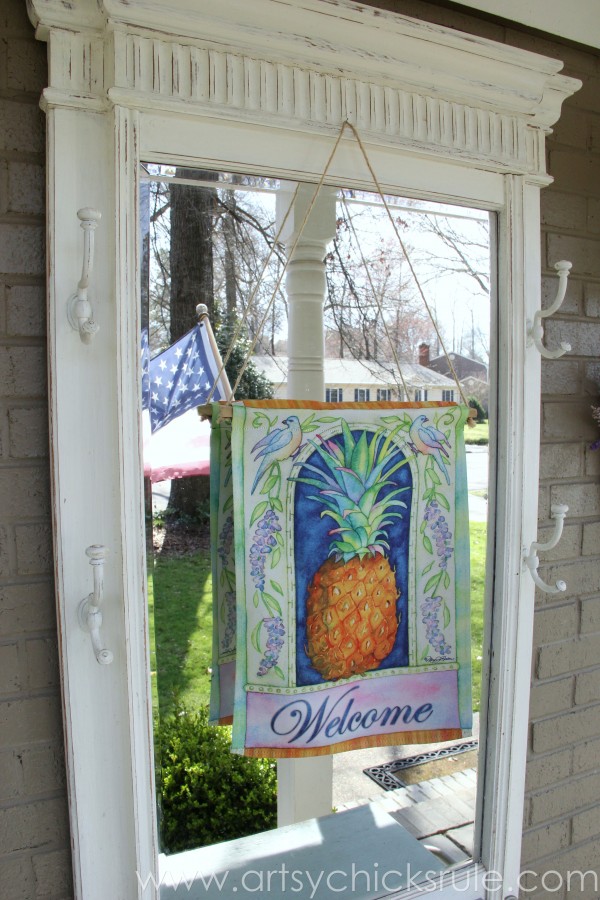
229, 400, 472, 757
209, 409, 236, 725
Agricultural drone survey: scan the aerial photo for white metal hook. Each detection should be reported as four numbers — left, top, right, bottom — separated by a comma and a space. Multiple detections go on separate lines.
78, 545, 114, 664
67, 207, 102, 343
524, 505, 568, 595
527, 260, 572, 360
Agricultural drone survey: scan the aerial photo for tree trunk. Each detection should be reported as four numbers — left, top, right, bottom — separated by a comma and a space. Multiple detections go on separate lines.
169, 169, 217, 336
222, 194, 238, 332
140, 180, 150, 332
168, 169, 218, 519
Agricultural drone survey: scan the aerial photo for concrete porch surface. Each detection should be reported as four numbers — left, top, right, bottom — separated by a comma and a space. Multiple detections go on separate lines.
335, 768, 477, 864
332, 715, 480, 863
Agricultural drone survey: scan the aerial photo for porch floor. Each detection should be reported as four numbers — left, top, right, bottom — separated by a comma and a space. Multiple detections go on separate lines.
335, 768, 477, 865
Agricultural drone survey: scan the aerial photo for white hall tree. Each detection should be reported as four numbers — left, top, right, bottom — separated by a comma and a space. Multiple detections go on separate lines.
28, 0, 581, 896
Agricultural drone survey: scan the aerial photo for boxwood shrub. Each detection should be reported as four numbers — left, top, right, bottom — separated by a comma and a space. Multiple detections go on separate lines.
157, 705, 277, 852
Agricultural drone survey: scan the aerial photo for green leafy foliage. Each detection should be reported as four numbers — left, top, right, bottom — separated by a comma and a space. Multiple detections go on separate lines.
467, 395, 487, 422
160, 498, 212, 527
157, 705, 277, 853
291, 428, 409, 563
216, 329, 274, 400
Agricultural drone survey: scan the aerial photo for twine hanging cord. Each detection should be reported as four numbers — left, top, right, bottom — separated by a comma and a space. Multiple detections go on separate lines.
204, 122, 348, 404
229, 123, 348, 399
345, 122, 475, 423
206, 120, 476, 424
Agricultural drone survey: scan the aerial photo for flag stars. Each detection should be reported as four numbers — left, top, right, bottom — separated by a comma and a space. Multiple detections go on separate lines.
143, 323, 224, 432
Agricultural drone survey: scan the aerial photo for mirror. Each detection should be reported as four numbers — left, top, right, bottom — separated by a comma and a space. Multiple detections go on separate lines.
140, 163, 491, 881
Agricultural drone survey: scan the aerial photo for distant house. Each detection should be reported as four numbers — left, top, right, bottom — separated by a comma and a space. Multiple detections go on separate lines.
418, 343, 488, 382
460, 375, 489, 416
252, 355, 458, 403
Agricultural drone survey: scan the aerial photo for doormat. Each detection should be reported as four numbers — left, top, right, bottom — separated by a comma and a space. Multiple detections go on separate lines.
363, 739, 478, 790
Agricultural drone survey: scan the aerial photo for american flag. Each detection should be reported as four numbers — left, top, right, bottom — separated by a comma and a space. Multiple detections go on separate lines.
141, 323, 227, 432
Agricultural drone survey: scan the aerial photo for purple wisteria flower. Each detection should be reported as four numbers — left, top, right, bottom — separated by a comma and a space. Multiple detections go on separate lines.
221, 590, 236, 653
217, 515, 234, 568
424, 499, 454, 570
421, 595, 452, 657
257, 616, 285, 676
249, 508, 281, 592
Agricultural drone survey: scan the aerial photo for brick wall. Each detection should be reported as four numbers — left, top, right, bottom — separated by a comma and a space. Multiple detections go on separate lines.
0, 2, 72, 898
518, 29, 600, 899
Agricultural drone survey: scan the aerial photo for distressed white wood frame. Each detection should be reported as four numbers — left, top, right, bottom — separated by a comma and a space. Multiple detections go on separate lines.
27, 0, 580, 897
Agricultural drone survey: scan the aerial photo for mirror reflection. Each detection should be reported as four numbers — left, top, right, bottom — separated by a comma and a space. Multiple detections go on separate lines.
140, 163, 490, 875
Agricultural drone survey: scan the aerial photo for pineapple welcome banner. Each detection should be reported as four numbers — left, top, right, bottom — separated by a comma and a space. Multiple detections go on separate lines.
209, 411, 236, 725
230, 400, 472, 757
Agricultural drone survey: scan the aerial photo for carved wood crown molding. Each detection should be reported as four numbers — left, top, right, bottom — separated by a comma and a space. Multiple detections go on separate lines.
29, 0, 580, 177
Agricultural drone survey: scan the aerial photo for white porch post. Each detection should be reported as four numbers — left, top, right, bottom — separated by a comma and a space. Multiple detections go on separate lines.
275, 182, 337, 825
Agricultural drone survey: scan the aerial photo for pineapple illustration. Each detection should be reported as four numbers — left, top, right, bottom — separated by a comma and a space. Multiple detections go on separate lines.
294, 422, 409, 681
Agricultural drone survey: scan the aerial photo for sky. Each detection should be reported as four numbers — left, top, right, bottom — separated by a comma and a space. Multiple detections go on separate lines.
142, 166, 491, 364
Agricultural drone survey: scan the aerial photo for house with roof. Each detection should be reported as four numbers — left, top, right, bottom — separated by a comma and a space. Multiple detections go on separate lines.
252, 355, 459, 403
460, 375, 490, 417
3, 0, 600, 898
418, 342, 488, 383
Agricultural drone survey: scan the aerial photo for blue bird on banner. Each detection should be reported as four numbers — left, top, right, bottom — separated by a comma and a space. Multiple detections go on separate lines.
408, 414, 451, 484
251, 416, 303, 493
141, 324, 226, 432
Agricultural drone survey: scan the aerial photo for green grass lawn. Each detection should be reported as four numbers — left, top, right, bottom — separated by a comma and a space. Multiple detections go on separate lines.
468, 520, 486, 711
149, 519, 487, 715
149, 545, 213, 718
465, 421, 489, 445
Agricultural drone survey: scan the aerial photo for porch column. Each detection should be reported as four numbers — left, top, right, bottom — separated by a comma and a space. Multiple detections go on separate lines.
275, 182, 337, 825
